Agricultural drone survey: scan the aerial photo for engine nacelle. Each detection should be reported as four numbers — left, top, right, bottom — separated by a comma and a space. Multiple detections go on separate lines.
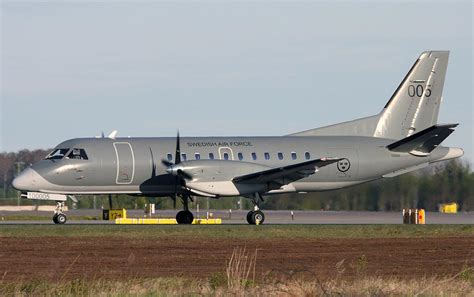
176, 160, 271, 196
178, 160, 270, 182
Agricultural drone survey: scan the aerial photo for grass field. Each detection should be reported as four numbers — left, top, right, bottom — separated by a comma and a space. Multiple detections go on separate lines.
0, 224, 472, 238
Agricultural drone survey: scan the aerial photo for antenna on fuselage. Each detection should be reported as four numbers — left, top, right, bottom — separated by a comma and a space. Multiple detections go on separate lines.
95, 131, 105, 138
95, 130, 117, 139
108, 130, 118, 139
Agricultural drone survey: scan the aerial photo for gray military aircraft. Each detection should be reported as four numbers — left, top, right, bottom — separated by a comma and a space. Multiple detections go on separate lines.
13, 50, 463, 224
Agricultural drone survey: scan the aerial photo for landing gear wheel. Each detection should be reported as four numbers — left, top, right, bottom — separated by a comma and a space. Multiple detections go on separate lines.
53, 201, 66, 224
55, 213, 67, 225
246, 210, 265, 225
176, 210, 194, 224
246, 211, 254, 224
253, 210, 265, 225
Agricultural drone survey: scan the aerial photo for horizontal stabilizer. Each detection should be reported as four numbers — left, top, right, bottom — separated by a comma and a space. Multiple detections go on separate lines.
233, 157, 340, 185
386, 124, 458, 156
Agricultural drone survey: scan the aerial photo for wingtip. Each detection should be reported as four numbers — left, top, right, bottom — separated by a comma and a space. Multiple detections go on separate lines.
437, 147, 464, 162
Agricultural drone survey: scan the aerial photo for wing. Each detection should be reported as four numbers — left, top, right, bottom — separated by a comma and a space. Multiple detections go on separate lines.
232, 157, 341, 186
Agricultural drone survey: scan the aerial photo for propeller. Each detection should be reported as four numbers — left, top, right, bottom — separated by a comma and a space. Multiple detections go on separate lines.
161, 132, 192, 179
161, 132, 191, 209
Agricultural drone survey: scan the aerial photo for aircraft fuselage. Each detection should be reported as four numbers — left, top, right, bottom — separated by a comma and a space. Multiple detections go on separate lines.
13, 135, 454, 197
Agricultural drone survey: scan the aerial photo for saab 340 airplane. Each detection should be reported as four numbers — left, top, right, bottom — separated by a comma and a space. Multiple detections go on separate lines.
13, 51, 463, 225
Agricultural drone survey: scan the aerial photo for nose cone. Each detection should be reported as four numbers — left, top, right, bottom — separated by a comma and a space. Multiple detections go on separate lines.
12, 167, 42, 191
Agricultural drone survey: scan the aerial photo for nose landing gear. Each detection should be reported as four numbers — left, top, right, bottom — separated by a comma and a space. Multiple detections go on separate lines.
246, 193, 265, 225
53, 201, 67, 224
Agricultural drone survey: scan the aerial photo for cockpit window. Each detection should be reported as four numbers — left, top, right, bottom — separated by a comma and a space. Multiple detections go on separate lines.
45, 148, 70, 160
67, 148, 89, 160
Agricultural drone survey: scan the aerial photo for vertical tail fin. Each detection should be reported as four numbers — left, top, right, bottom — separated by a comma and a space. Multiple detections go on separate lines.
374, 51, 449, 139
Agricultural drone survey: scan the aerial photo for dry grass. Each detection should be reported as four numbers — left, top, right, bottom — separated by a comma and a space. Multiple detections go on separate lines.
225, 247, 258, 289
1, 276, 472, 296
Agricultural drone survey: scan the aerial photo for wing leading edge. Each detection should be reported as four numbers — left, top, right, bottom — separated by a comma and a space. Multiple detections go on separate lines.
232, 157, 341, 186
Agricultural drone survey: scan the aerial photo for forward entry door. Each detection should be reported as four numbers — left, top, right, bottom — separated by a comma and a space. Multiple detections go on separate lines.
114, 142, 135, 184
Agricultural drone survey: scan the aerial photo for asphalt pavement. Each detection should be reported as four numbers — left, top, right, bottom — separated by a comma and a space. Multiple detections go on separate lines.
0, 209, 472, 225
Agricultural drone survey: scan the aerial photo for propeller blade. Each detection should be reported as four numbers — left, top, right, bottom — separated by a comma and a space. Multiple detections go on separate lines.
161, 159, 173, 167
175, 131, 181, 164
172, 193, 177, 209
166, 130, 187, 208
177, 169, 192, 180
108, 194, 113, 209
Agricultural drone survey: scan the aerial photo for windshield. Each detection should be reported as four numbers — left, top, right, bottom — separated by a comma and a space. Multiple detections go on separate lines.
45, 148, 70, 160
67, 148, 89, 160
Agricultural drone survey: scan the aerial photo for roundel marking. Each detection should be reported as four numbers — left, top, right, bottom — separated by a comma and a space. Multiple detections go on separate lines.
337, 158, 351, 173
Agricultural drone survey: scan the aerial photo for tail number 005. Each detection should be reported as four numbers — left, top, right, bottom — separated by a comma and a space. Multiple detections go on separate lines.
408, 85, 431, 98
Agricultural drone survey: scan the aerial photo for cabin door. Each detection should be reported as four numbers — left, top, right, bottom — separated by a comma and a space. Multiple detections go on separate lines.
114, 142, 135, 184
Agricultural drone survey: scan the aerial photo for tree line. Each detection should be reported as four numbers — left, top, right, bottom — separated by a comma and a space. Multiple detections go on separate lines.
0, 149, 472, 211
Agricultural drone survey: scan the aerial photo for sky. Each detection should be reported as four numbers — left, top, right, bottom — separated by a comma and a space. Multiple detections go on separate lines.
1, 1, 473, 164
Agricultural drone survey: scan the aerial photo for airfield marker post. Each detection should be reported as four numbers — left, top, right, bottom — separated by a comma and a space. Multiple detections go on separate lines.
403, 208, 425, 224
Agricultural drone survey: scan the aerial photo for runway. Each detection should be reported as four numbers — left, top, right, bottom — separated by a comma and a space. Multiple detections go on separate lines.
0, 210, 472, 224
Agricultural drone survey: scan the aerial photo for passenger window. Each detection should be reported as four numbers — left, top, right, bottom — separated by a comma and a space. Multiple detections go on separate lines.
67, 148, 88, 160
291, 152, 297, 160
223, 152, 229, 160
167, 153, 173, 161
195, 153, 200, 160
45, 148, 70, 160
238, 152, 243, 161
278, 152, 284, 160
209, 153, 214, 160
181, 153, 187, 161
305, 152, 311, 160
251, 152, 257, 160
264, 152, 270, 160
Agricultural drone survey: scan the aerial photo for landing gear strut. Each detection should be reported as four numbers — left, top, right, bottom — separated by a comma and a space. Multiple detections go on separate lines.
176, 194, 194, 224
246, 193, 265, 225
53, 201, 67, 224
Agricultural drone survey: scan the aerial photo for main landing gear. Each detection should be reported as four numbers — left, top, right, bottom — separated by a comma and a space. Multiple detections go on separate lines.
246, 193, 265, 225
175, 194, 194, 224
53, 201, 67, 224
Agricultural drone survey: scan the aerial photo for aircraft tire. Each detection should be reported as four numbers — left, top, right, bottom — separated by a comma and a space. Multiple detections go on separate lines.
56, 213, 67, 225
176, 210, 194, 224
251, 210, 265, 225
246, 211, 254, 224
52, 213, 59, 224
